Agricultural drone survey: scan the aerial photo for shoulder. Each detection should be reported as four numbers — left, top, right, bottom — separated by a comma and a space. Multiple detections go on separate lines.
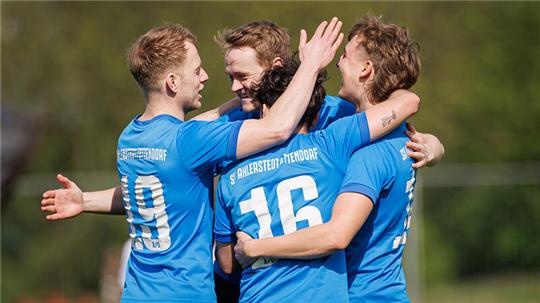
322, 95, 356, 111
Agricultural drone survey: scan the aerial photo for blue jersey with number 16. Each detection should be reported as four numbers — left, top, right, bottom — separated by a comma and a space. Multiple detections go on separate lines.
215, 113, 370, 303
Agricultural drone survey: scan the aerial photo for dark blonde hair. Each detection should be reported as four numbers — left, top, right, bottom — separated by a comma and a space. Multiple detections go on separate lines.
349, 15, 420, 102
128, 24, 196, 92
215, 21, 292, 68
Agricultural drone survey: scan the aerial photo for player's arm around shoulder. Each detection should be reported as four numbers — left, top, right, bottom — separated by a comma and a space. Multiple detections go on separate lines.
235, 193, 373, 261
364, 90, 420, 142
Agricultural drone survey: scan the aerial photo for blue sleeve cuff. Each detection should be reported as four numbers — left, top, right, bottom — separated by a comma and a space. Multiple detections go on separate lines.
214, 233, 237, 243
226, 121, 244, 160
339, 183, 378, 205
356, 112, 371, 146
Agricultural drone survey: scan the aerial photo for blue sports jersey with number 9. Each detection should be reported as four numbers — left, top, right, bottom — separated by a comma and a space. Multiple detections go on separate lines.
117, 114, 242, 303
214, 113, 370, 303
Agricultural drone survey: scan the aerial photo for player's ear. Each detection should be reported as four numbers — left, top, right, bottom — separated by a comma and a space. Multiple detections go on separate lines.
271, 57, 284, 69
358, 60, 373, 80
165, 72, 180, 93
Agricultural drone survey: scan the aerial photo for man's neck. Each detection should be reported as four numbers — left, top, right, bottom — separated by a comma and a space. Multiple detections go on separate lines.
139, 93, 186, 121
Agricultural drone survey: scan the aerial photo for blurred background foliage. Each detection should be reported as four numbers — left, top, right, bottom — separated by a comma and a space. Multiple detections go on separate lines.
2, 2, 540, 302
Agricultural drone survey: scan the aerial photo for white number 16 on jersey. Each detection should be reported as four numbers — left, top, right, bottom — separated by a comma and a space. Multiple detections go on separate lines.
239, 175, 323, 239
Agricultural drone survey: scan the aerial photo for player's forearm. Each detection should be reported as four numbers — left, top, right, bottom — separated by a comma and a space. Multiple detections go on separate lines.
235, 63, 319, 158
246, 222, 344, 259
190, 97, 241, 121
421, 133, 445, 166
83, 186, 125, 215
263, 62, 320, 137
365, 90, 420, 141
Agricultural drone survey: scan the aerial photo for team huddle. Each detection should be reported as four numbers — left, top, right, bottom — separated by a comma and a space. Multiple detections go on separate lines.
41, 16, 444, 303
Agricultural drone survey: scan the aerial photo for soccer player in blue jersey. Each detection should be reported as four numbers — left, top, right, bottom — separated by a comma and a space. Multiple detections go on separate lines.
234, 16, 443, 302
40, 19, 350, 302
214, 58, 420, 302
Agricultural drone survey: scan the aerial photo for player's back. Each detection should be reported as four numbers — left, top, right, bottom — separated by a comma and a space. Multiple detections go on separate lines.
343, 123, 416, 302
216, 133, 351, 303
117, 114, 237, 302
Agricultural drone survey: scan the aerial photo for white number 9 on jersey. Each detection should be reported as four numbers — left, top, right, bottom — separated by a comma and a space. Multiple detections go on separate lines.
121, 175, 171, 251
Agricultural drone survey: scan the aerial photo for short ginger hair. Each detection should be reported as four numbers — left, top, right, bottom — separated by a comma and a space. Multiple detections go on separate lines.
128, 24, 196, 92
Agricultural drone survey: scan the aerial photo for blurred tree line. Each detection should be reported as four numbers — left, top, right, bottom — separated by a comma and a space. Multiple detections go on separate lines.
2, 2, 540, 301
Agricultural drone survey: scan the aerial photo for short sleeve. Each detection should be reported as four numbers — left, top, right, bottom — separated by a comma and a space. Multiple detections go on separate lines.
214, 181, 237, 243
339, 143, 394, 205
317, 112, 371, 171
178, 120, 243, 172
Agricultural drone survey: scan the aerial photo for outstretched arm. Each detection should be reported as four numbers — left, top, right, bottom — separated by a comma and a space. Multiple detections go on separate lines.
405, 123, 445, 168
41, 174, 124, 220
234, 192, 372, 266
190, 97, 241, 121
235, 18, 345, 158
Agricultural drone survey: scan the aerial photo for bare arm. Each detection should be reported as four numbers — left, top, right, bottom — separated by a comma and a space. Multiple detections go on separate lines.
235, 18, 344, 158
363, 89, 420, 142
190, 97, 241, 121
405, 124, 445, 168
216, 241, 242, 275
234, 192, 372, 265
41, 174, 124, 220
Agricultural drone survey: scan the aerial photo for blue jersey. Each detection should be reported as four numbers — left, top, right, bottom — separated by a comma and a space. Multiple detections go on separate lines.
339, 123, 416, 303
217, 95, 355, 129
214, 113, 370, 303
116, 114, 242, 303
213, 96, 355, 283
313, 95, 356, 130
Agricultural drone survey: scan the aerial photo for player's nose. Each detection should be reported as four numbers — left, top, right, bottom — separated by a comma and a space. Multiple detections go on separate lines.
231, 79, 243, 92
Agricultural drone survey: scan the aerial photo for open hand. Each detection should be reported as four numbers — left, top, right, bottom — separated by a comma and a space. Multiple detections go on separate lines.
40, 174, 84, 220
298, 17, 344, 71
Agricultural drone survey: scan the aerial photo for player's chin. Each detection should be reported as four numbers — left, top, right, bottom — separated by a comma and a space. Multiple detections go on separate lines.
192, 96, 203, 109
240, 98, 255, 112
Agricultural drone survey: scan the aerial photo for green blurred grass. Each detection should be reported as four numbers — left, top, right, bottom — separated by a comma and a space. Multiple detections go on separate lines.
425, 272, 540, 303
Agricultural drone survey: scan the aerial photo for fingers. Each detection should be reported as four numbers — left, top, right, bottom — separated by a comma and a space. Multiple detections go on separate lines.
41, 205, 56, 213
326, 19, 342, 43
56, 173, 71, 189
299, 29, 307, 48
407, 123, 417, 133
331, 32, 345, 54
46, 213, 63, 221
313, 20, 329, 38
322, 17, 339, 40
236, 231, 252, 241
412, 161, 426, 169
406, 141, 424, 151
41, 197, 57, 206
408, 150, 425, 161
42, 190, 57, 199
